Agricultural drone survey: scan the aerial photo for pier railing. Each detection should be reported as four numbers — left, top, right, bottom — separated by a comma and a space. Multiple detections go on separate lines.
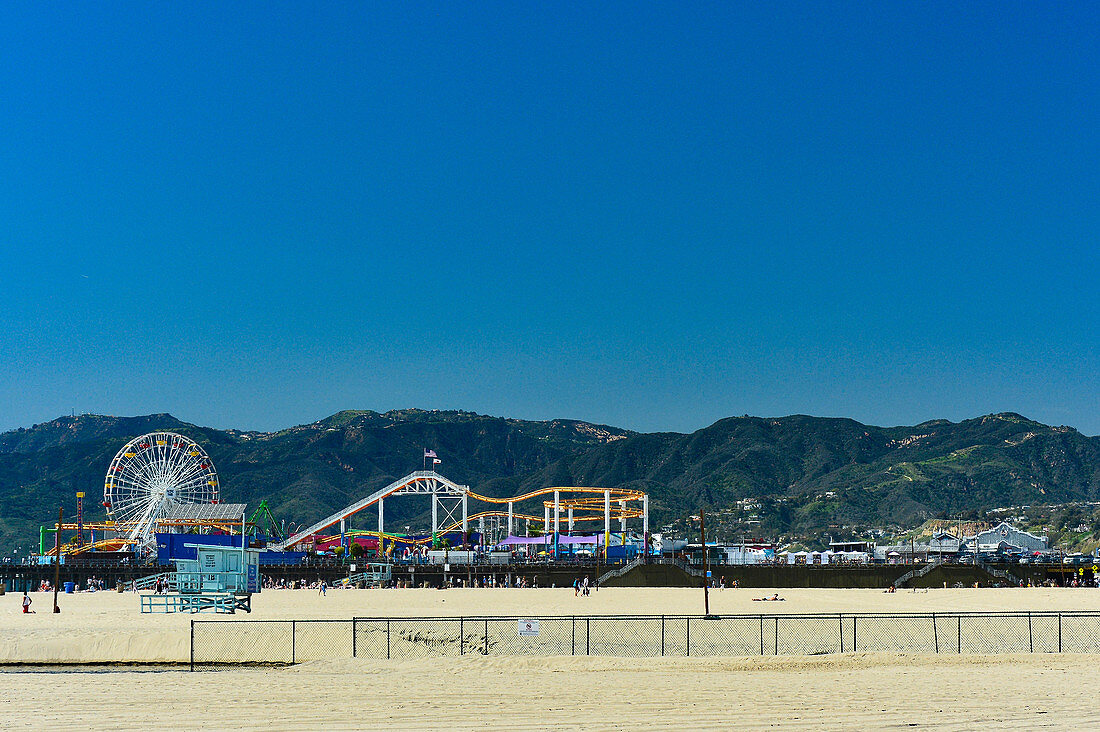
190, 610, 1100, 669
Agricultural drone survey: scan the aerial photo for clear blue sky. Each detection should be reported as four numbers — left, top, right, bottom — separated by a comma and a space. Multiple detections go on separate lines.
2, 3, 1098, 435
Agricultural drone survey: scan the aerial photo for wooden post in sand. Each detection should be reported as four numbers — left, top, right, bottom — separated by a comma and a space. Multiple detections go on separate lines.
700, 509, 710, 616
53, 507, 62, 613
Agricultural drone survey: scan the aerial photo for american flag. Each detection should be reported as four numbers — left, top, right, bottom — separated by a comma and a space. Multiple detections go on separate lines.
424, 449, 437, 458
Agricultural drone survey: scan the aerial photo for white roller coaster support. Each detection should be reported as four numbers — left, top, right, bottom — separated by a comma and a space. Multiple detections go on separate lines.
462, 494, 468, 535
553, 490, 560, 558
604, 490, 611, 554
273, 471, 468, 551
378, 497, 384, 535
507, 502, 513, 536
643, 494, 649, 559
568, 507, 574, 534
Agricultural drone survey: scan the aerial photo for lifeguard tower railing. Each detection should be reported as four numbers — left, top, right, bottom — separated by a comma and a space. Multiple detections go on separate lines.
135, 571, 253, 594
338, 563, 393, 587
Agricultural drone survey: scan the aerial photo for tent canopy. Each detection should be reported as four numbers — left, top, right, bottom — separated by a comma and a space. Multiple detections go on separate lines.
496, 534, 602, 546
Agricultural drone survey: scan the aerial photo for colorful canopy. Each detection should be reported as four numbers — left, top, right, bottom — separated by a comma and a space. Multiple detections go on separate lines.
496, 534, 603, 546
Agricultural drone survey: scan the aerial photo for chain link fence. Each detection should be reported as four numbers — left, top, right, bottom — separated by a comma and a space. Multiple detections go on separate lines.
190, 612, 1100, 668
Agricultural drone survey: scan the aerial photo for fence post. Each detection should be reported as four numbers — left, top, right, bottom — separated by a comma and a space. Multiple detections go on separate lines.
586, 618, 590, 656
484, 619, 488, 655
291, 620, 296, 664
1058, 613, 1062, 653
571, 617, 575, 656
774, 616, 779, 656
1028, 613, 1033, 653
957, 615, 961, 654
386, 619, 391, 660
852, 615, 857, 653
353, 619, 357, 658
661, 616, 665, 656
460, 618, 464, 656
932, 614, 938, 654
759, 615, 764, 656
839, 614, 844, 653
686, 616, 691, 657
189, 620, 194, 672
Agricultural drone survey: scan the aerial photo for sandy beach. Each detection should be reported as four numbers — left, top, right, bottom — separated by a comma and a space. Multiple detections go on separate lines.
3, 587, 1099, 729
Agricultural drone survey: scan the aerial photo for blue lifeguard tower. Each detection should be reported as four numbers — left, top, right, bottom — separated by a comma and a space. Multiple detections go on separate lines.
139, 504, 260, 613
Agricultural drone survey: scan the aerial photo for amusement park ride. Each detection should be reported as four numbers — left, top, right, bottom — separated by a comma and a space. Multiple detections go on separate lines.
271, 471, 650, 559
45, 432, 226, 556
44, 431, 651, 564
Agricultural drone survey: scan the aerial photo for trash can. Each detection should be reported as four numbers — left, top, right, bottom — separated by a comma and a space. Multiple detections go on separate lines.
64, 581, 75, 593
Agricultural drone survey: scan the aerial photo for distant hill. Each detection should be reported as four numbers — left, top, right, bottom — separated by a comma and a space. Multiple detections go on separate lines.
1, 409, 1098, 554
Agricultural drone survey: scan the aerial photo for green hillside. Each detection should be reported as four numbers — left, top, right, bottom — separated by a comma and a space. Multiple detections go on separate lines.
1, 410, 1098, 555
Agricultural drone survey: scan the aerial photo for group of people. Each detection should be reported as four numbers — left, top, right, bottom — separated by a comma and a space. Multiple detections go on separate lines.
27, 577, 109, 593
260, 574, 551, 590
573, 576, 593, 596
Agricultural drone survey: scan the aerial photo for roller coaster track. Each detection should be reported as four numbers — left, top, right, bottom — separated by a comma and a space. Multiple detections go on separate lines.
465, 486, 645, 504
273, 471, 646, 551
306, 506, 631, 548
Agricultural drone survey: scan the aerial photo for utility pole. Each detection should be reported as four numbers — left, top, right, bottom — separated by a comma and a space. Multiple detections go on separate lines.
53, 507, 63, 613
700, 509, 710, 617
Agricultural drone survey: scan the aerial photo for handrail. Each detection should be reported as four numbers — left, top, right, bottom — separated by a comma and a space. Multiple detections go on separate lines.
597, 557, 644, 584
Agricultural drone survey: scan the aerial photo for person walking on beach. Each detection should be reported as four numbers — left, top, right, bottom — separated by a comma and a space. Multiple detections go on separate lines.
573, 578, 580, 597
319, 580, 327, 596
582, 576, 590, 596
22, 592, 34, 613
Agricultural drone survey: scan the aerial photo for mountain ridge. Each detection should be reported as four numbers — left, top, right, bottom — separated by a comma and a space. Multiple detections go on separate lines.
0, 409, 1097, 554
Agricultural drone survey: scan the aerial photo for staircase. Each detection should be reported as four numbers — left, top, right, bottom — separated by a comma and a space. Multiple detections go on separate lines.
975, 559, 1024, 587
597, 557, 705, 585
654, 557, 706, 578
892, 560, 943, 588
596, 557, 644, 585
893, 559, 1024, 588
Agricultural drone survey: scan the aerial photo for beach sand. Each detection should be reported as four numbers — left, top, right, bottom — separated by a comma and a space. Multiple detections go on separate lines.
3, 587, 1098, 729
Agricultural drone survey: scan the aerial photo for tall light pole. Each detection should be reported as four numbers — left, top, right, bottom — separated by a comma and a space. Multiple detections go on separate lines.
700, 509, 710, 617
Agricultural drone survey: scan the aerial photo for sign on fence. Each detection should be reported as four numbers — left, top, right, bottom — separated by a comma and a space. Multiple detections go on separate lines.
518, 619, 539, 636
